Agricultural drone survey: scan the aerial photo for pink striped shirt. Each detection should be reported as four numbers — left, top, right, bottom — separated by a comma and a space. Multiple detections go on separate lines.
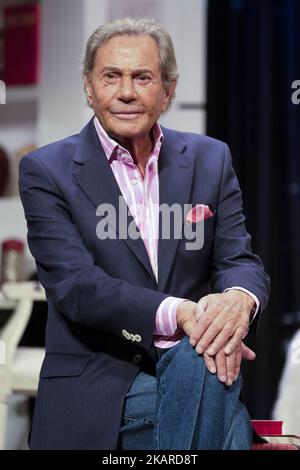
94, 116, 185, 348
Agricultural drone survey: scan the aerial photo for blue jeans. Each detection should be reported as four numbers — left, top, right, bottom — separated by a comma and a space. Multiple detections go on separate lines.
118, 336, 252, 450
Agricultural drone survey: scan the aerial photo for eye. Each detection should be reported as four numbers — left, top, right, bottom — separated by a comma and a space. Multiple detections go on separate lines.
103, 72, 119, 83
136, 74, 151, 83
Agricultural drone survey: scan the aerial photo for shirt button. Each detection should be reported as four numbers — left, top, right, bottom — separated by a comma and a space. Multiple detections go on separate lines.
131, 178, 138, 185
132, 354, 142, 365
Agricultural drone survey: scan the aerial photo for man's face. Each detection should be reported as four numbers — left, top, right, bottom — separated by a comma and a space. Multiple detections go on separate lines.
84, 35, 176, 143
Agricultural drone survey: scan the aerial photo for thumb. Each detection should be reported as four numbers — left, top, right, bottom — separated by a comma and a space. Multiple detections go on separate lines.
241, 343, 256, 361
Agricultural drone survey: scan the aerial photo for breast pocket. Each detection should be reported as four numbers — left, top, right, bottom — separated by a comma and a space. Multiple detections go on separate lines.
182, 214, 215, 252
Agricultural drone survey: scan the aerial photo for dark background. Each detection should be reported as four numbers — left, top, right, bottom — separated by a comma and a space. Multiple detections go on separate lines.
207, 0, 300, 418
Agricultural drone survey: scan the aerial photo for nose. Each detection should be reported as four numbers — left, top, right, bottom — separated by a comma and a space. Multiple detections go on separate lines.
117, 76, 137, 103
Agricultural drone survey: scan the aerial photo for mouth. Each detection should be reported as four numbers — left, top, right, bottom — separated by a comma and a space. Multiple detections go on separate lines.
112, 112, 144, 120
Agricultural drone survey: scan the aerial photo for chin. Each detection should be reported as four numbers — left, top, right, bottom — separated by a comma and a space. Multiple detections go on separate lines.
113, 125, 146, 138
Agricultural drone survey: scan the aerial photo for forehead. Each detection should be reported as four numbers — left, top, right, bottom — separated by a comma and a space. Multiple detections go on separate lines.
94, 34, 161, 71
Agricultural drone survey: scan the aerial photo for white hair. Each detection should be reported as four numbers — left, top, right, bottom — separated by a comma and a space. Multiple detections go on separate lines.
82, 17, 178, 108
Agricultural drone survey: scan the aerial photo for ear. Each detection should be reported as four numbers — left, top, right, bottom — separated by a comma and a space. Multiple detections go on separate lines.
83, 75, 94, 106
162, 81, 177, 112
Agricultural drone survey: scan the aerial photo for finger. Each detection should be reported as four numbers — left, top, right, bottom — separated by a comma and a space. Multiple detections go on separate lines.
190, 298, 223, 346
234, 350, 242, 381
194, 319, 223, 354
241, 343, 256, 361
182, 317, 198, 338
203, 352, 216, 374
201, 320, 236, 356
195, 295, 209, 321
215, 350, 227, 383
224, 323, 249, 355
225, 352, 236, 386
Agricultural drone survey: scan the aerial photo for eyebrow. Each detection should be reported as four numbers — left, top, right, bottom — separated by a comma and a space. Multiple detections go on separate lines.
100, 66, 154, 75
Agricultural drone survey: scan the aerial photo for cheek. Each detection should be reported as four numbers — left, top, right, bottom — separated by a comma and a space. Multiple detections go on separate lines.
143, 91, 167, 113
93, 97, 112, 116
157, 89, 169, 109
92, 84, 115, 107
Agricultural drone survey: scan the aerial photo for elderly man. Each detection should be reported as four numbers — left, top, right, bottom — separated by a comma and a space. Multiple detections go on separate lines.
19, 18, 270, 450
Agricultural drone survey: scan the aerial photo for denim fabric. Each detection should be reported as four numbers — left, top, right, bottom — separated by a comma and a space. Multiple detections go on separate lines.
118, 336, 252, 450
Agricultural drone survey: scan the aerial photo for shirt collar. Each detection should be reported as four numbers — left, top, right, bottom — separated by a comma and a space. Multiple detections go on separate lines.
93, 115, 164, 163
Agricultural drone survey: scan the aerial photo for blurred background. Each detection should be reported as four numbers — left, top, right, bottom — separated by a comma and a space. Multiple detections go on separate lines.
0, 0, 300, 449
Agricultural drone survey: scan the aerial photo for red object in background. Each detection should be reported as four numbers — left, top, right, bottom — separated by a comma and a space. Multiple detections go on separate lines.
1, 239, 25, 283
252, 443, 297, 450
3, 4, 40, 85
251, 420, 283, 436
2, 239, 24, 253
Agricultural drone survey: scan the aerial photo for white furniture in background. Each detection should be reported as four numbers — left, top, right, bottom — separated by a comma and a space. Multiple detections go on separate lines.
0, 197, 36, 277
272, 329, 300, 436
0, 281, 46, 449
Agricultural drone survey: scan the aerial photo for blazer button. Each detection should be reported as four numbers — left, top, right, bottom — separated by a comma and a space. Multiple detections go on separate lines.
135, 334, 142, 343
122, 329, 130, 340
132, 354, 142, 365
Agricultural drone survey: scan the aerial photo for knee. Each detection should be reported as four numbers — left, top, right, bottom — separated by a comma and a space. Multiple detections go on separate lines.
156, 336, 207, 386
157, 337, 242, 397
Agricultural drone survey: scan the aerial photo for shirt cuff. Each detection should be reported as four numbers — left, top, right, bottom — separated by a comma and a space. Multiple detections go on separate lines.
154, 297, 187, 336
224, 286, 260, 323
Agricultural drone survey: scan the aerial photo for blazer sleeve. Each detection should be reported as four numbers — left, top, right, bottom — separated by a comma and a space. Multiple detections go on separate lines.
208, 143, 270, 325
19, 153, 169, 350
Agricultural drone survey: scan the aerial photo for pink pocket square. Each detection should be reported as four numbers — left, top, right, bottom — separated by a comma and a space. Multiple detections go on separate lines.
185, 204, 214, 224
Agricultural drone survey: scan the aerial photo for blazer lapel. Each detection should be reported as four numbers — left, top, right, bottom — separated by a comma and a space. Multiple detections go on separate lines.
72, 118, 157, 283
158, 130, 196, 292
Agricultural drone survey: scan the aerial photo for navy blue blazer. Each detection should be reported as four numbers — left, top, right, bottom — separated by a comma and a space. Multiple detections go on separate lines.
19, 118, 270, 449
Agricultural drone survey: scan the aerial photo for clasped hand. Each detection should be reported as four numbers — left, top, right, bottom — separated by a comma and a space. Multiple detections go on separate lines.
176, 290, 256, 386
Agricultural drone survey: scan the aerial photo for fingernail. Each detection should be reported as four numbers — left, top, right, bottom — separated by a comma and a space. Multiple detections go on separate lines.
209, 367, 216, 374
219, 375, 227, 382
196, 346, 203, 354
227, 380, 233, 386
190, 338, 196, 346
207, 348, 214, 355
224, 347, 231, 355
